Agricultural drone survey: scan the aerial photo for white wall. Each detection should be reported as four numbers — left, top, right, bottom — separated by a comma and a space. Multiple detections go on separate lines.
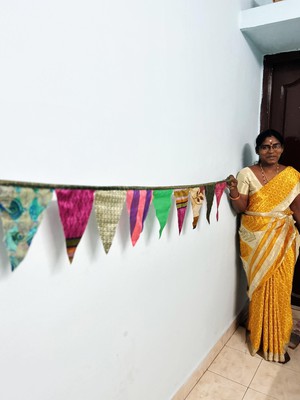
0, 1, 262, 399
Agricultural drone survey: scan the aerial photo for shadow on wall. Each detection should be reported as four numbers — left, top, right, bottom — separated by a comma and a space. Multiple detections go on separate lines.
234, 214, 248, 322
242, 143, 256, 167
227, 191, 248, 320
240, 33, 263, 64
232, 142, 256, 320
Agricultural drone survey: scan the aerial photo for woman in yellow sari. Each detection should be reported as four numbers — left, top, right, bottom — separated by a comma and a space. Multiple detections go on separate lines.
228, 130, 300, 363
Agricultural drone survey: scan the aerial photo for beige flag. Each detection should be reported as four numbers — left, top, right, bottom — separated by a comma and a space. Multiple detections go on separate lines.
190, 186, 205, 229
94, 190, 126, 253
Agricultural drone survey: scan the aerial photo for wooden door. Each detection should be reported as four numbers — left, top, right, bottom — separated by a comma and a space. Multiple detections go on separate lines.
261, 51, 300, 307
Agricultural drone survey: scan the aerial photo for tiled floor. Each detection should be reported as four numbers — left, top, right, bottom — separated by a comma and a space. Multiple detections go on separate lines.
185, 309, 300, 400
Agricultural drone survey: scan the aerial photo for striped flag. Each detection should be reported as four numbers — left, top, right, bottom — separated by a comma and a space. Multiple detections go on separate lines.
126, 190, 153, 246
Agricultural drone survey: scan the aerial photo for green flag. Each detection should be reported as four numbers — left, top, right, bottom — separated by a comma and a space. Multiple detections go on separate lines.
153, 190, 173, 237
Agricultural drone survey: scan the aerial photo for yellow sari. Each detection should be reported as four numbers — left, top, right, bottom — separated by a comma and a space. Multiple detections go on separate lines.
238, 166, 300, 362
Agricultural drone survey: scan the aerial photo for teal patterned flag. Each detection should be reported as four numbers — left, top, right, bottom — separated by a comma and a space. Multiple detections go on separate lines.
0, 186, 53, 270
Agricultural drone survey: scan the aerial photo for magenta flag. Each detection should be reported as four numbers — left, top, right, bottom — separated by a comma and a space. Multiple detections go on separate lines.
215, 182, 227, 221
174, 189, 189, 234
56, 189, 94, 263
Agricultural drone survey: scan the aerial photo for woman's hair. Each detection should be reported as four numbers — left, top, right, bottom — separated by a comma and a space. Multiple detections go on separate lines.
255, 129, 285, 152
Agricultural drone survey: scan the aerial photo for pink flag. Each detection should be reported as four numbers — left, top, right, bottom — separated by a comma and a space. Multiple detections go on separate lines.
56, 189, 94, 263
215, 182, 227, 221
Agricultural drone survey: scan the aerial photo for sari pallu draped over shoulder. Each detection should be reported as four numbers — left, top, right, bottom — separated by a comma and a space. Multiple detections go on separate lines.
239, 166, 300, 362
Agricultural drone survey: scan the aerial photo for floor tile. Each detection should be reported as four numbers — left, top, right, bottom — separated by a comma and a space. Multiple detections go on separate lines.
282, 346, 300, 373
185, 371, 246, 400
250, 360, 300, 400
243, 388, 277, 399
292, 308, 300, 320
226, 326, 262, 359
208, 346, 261, 386
226, 326, 249, 353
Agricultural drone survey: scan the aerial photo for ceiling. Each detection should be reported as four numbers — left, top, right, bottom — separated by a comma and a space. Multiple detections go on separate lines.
240, 1, 300, 55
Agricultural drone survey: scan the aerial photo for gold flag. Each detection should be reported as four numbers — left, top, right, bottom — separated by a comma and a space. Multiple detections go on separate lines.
94, 190, 126, 253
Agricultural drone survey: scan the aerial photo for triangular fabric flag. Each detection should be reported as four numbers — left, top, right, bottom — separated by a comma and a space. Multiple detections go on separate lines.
190, 186, 205, 229
215, 182, 227, 221
56, 189, 94, 263
94, 190, 126, 253
126, 190, 153, 246
174, 189, 190, 234
0, 186, 53, 270
153, 189, 173, 237
205, 184, 216, 224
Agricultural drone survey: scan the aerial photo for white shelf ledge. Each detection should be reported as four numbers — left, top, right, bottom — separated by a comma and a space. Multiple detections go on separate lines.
240, 0, 300, 54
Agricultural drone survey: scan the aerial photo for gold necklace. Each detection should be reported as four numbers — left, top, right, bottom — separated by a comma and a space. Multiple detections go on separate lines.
259, 163, 279, 184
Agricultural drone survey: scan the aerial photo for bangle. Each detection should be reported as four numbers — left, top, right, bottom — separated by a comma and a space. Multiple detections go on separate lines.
229, 193, 240, 200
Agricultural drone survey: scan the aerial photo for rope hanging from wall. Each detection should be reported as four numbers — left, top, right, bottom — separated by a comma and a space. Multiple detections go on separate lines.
0, 177, 230, 270
0, 178, 228, 190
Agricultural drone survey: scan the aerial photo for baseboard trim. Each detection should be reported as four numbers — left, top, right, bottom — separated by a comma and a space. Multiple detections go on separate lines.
171, 318, 239, 400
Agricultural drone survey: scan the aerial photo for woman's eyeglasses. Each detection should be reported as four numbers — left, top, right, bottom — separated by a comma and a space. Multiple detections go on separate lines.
259, 143, 282, 152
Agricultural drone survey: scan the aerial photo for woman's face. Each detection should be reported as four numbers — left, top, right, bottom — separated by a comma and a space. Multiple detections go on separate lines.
257, 135, 284, 165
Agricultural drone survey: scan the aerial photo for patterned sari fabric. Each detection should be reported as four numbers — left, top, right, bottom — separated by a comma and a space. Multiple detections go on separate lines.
0, 186, 53, 270
238, 166, 300, 362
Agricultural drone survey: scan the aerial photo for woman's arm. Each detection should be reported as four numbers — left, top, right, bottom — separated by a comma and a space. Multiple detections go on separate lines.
227, 175, 249, 214
290, 193, 300, 229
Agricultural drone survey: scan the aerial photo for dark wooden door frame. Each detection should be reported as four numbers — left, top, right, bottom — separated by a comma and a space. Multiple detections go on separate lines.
260, 50, 300, 132
260, 50, 300, 307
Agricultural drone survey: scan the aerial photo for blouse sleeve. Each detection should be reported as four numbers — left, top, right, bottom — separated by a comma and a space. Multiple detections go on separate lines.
237, 168, 250, 195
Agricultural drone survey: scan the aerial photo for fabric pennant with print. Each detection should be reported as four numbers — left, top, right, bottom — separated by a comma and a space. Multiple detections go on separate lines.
56, 189, 94, 263
174, 189, 190, 234
94, 190, 126, 253
190, 186, 205, 229
215, 182, 227, 221
126, 190, 153, 246
153, 189, 173, 237
0, 186, 53, 270
205, 184, 216, 224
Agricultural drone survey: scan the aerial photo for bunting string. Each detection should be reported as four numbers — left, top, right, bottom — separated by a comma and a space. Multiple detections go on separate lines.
0, 179, 230, 191
0, 177, 230, 270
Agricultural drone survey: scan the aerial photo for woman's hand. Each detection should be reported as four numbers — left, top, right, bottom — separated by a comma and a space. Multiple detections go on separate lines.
226, 174, 248, 213
227, 175, 239, 199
